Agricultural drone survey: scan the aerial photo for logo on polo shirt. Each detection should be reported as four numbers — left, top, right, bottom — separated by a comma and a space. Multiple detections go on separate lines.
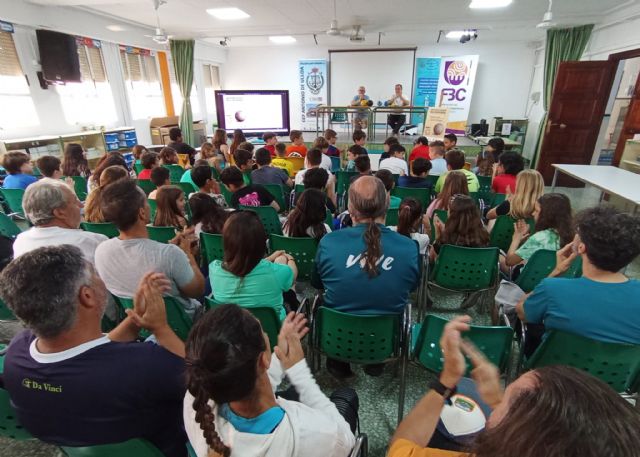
22, 378, 63, 393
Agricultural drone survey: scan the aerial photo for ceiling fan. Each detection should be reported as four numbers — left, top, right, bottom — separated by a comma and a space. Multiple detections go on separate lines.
537, 0, 558, 29
144, 0, 172, 45
324, 0, 366, 41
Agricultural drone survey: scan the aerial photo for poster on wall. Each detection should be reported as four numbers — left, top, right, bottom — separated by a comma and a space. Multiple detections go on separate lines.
299, 59, 328, 130
412, 58, 441, 124
422, 108, 449, 141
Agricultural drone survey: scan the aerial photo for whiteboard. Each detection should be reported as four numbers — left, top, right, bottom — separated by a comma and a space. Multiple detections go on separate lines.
329, 49, 415, 109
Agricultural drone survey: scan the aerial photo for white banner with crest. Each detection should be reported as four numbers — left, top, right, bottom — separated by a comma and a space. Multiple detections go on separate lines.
299, 59, 328, 130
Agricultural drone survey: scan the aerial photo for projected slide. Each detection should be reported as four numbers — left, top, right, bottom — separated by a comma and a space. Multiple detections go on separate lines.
215, 90, 290, 134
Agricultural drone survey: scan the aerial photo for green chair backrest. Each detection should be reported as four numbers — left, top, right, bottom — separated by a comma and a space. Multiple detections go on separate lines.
136, 180, 157, 196
294, 184, 305, 195
315, 307, 400, 364
325, 208, 333, 227
330, 156, 341, 172
210, 167, 220, 181
263, 184, 287, 213
163, 164, 186, 183
476, 175, 493, 204
430, 209, 448, 240
80, 222, 120, 239
147, 198, 158, 222
489, 216, 535, 253
385, 208, 398, 226
116, 296, 192, 341
270, 234, 318, 281
67, 176, 88, 201
0, 388, 33, 440
425, 175, 439, 194
220, 185, 233, 206
0, 188, 25, 216
336, 171, 359, 195
392, 187, 430, 210
331, 107, 348, 122
62, 438, 165, 457
239, 205, 283, 235
147, 225, 177, 244
413, 314, 513, 375
200, 232, 224, 266
431, 245, 499, 291
134, 162, 144, 174
0, 212, 22, 238
176, 181, 197, 196
525, 330, 640, 393
492, 193, 507, 207
515, 249, 583, 293
0, 298, 16, 320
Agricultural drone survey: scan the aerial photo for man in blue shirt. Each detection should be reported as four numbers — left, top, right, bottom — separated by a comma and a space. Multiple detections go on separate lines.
315, 176, 420, 377
2, 151, 37, 190
517, 206, 640, 350
350, 86, 371, 131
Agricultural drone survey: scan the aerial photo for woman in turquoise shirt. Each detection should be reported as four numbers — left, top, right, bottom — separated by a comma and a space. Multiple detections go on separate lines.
209, 211, 298, 320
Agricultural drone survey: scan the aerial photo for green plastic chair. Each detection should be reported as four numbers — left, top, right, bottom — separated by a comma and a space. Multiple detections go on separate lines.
431, 245, 499, 292
425, 175, 439, 198
80, 222, 119, 239
0, 188, 25, 217
164, 164, 186, 183
330, 107, 348, 123
204, 298, 281, 350
136, 180, 157, 196
61, 438, 166, 457
311, 306, 410, 424
220, 185, 233, 206
134, 162, 144, 175
147, 199, 157, 222
66, 176, 88, 201
176, 181, 197, 196
0, 388, 33, 440
270, 234, 318, 281
115, 296, 193, 341
0, 212, 22, 238
429, 209, 448, 240
330, 156, 341, 172
210, 167, 220, 181
200, 232, 224, 266
476, 175, 493, 204
525, 330, 640, 394
146, 225, 177, 244
515, 249, 583, 293
335, 171, 359, 211
239, 205, 283, 235
391, 187, 430, 210
489, 216, 535, 253
263, 184, 288, 213
413, 314, 513, 377
492, 193, 507, 208
385, 208, 398, 226
325, 209, 333, 228
0, 298, 16, 320
294, 184, 305, 195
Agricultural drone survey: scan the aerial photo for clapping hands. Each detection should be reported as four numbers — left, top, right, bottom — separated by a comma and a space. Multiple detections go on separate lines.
274, 312, 309, 370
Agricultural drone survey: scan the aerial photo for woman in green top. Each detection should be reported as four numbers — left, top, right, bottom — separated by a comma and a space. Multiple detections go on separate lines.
503, 193, 574, 271
209, 211, 298, 320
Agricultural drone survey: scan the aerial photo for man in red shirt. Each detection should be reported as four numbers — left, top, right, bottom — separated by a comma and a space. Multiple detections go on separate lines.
491, 151, 524, 194
263, 132, 277, 157
409, 136, 430, 162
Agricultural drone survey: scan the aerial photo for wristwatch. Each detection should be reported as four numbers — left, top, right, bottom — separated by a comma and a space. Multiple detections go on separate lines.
429, 378, 457, 404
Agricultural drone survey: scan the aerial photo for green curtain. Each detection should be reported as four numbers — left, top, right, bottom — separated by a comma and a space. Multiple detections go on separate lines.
530, 24, 594, 168
170, 39, 195, 146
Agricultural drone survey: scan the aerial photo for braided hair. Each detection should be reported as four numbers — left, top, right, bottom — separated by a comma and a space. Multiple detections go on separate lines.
185, 304, 267, 456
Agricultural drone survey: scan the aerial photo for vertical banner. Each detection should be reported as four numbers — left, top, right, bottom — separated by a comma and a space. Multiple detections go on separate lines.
299, 59, 328, 130
412, 57, 441, 124
436, 55, 479, 135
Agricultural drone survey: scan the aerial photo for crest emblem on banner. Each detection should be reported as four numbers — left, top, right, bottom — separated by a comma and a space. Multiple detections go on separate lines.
306, 67, 325, 95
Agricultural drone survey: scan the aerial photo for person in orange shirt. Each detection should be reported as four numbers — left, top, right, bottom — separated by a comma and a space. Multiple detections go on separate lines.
409, 136, 430, 162
388, 316, 640, 457
286, 130, 308, 158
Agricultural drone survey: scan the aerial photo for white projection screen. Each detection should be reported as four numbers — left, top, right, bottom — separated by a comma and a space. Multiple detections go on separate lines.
329, 49, 416, 109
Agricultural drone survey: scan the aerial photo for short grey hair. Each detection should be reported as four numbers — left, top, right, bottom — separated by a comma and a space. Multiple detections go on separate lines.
22, 178, 71, 226
0, 245, 91, 338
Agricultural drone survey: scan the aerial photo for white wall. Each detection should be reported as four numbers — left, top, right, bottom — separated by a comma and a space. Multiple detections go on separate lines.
222, 41, 536, 134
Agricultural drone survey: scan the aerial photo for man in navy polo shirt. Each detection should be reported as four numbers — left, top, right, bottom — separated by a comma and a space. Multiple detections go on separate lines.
0, 245, 187, 457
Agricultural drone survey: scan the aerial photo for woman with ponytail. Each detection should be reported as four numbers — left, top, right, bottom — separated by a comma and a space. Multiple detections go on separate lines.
184, 304, 357, 457
388, 197, 430, 254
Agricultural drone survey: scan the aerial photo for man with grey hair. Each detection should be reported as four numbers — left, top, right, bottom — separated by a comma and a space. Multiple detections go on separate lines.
314, 176, 419, 378
0, 245, 187, 457
12, 178, 107, 262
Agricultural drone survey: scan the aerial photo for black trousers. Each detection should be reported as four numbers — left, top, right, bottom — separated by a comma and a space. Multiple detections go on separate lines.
388, 114, 406, 134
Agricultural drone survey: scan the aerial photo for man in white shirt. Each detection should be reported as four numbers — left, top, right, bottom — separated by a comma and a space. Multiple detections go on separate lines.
379, 144, 409, 176
13, 178, 107, 263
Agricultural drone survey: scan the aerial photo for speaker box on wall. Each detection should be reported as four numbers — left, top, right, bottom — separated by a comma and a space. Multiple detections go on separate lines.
36, 29, 81, 83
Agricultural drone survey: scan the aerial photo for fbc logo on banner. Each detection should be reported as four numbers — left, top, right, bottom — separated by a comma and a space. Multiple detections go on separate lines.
444, 61, 468, 85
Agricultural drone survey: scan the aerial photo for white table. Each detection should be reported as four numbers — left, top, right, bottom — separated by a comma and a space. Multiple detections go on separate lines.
551, 164, 640, 213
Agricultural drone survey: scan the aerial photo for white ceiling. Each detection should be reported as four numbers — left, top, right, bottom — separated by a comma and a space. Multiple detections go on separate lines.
26, 0, 632, 47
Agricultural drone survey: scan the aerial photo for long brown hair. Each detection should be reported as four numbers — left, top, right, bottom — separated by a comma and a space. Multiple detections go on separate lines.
62, 143, 90, 177
535, 193, 574, 246
283, 189, 328, 240
397, 197, 422, 237
229, 129, 246, 155
131, 144, 148, 160
158, 147, 178, 165
212, 129, 227, 150
475, 149, 495, 176
221, 211, 267, 277
438, 171, 469, 211
153, 186, 185, 227
84, 166, 128, 223
200, 142, 215, 160
440, 195, 489, 247
189, 193, 228, 234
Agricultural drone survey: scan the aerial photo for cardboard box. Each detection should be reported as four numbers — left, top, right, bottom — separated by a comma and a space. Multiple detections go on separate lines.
150, 116, 206, 147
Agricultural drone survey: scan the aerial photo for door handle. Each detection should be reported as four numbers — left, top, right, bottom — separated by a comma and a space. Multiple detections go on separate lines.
546, 120, 567, 134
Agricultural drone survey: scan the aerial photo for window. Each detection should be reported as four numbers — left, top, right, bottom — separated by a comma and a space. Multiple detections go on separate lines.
56, 38, 117, 126
169, 58, 201, 120
203, 63, 221, 124
120, 47, 165, 119
0, 29, 40, 130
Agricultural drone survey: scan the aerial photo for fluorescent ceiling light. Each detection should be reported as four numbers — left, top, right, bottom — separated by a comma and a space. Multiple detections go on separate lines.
206, 7, 250, 20
469, 0, 512, 8
446, 31, 467, 39
269, 35, 296, 44
106, 25, 126, 32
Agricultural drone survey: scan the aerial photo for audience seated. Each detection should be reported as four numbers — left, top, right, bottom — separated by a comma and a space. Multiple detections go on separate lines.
189, 193, 228, 238
516, 206, 640, 344
398, 157, 432, 189
137, 151, 158, 180
131, 144, 148, 165
302, 168, 337, 214
208, 211, 297, 320
238, 141, 255, 155
408, 136, 430, 162
179, 158, 208, 190
0, 246, 187, 457
190, 164, 226, 208
295, 148, 336, 206
379, 144, 409, 176
167, 127, 196, 164
345, 144, 367, 172
233, 148, 255, 185
272, 143, 294, 176
434, 149, 479, 193
159, 146, 180, 166
486, 169, 544, 221
474, 148, 496, 177
375, 169, 401, 209
324, 128, 340, 157
88, 152, 129, 192
36, 155, 63, 180
443, 133, 457, 151
211, 128, 230, 166
2, 151, 37, 190
428, 141, 447, 176
263, 132, 277, 157
389, 315, 640, 457
426, 171, 469, 218
251, 147, 293, 187
350, 155, 373, 183
84, 165, 128, 222
380, 136, 400, 161
13, 179, 107, 262
485, 136, 506, 162
195, 142, 217, 168
62, 143, 91, 179
389, 197, 430, 254
286, 130, 307, 157
352, 130, 368, 153
153, 186, 188, 230
183, 305, 356, 457
491, 151, 525, 194
284, 189, 332, 240
311, 136, 334, 172
95, 179, 204, 316
229, 128, 247, 156
147, 166, 171, 200
220, 166, 279, 210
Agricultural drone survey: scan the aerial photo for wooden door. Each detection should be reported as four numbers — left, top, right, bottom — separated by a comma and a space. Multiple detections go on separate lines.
537, 61, 616, 186
613, 70, 640, 166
